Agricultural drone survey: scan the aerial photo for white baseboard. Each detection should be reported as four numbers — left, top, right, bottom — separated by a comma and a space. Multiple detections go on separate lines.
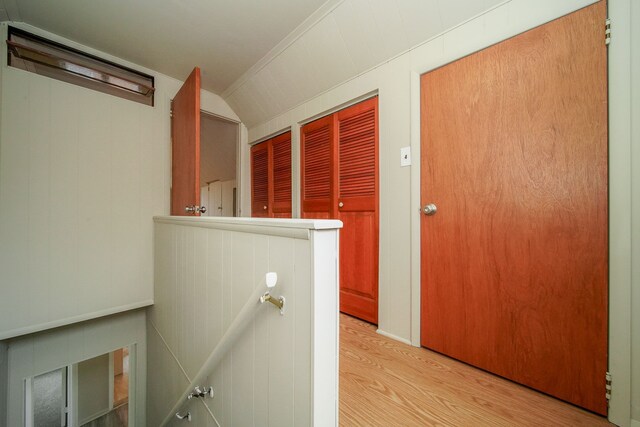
376, 329, 412, 346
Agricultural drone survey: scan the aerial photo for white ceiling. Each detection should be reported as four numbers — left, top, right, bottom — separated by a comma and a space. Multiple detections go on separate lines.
0, 0, 328, 93
1, 0, 507, 127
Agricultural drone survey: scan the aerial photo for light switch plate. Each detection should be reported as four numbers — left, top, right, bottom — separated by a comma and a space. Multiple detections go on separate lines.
400, 146, 411, 167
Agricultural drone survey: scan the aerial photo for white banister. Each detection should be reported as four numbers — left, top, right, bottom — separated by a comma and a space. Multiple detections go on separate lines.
159, 273, 283, 426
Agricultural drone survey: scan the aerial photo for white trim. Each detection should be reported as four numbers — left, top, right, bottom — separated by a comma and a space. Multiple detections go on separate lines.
153, 216, 342, 240
630, 419, 640, 427
68, 365, 78, 427
108, 353, 114, 411
0, 301, 153, 341
249, 126, 292, 146
376, 329, 412, 346
409, 71, 422, 347
608, 0, 634, 425
127, 345, 136, 427
24, 377, 33, 427
297, 91, 378, 126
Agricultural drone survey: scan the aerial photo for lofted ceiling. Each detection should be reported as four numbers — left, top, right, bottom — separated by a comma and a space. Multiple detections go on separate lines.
1, 0, 507, 126
0, 0, 328, 93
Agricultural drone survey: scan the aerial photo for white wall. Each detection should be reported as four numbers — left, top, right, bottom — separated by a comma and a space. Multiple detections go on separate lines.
148, 216, 340, 426
77, 353, 111, 424
0, 342, 7, 427
626, 1, 640, 423
4, 309, 146, 426
231, 0, 639, 425
0, 22, 241, 340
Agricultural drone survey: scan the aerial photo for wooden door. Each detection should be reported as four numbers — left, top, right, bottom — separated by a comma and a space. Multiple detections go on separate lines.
301, 98, 379, 324
271, 132, 292, 218
420, 2, 608, 415
251, 141, 270, 217
251, 131, 292, 218
171, 67, 201, 215
301, 115, 335, 219
336, 98, 379, 324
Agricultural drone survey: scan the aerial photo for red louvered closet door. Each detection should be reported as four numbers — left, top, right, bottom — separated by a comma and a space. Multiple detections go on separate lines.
251, 142, 269, 217
301, 97, 379, 324
301, 116, 335, 219
271, 132, 292, 218
251, 131, 292, 218
337, 98, 379, 324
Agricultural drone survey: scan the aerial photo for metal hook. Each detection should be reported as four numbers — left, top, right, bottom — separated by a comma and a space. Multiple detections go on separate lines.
175, 411, 191, 422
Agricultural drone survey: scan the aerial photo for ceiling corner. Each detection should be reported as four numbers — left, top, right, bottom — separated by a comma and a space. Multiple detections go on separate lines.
0, 0, 21, 21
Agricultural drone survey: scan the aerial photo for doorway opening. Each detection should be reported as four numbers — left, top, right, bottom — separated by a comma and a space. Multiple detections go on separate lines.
24, 346, 132, 427
199, 111, 239, 217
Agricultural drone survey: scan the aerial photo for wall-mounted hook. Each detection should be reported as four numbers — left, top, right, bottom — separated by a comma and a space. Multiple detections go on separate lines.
175, 411, 191, 422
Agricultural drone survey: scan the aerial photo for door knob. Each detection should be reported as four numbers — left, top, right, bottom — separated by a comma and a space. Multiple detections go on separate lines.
185, 205, 206, 214
338, 202, 344, 208
263, 205, 267, 210
423, 203, 437, 216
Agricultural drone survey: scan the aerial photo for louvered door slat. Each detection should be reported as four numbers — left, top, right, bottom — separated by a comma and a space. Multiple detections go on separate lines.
339, 108, 376, 199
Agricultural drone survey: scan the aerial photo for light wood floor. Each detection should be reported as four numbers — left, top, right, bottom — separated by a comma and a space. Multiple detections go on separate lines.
339, 314, 612, 427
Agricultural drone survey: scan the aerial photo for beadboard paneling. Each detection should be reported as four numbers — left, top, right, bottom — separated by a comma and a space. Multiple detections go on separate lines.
0, 23, 241, 340
4, 310, 147, 427
148, 217, 340, 426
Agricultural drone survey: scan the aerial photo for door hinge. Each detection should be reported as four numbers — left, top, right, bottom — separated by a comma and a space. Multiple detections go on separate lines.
605, 18, 611, 45
605, 371, 612, 401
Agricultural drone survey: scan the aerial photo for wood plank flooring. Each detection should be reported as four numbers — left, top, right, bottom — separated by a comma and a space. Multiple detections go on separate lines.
339, 314, 611, 426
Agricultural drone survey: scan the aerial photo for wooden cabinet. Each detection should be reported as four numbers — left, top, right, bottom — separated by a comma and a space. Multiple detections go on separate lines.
301, 97, 379, 324
251, 131, 292, 218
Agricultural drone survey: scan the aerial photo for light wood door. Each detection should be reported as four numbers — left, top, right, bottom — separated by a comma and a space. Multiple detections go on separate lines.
171, 67, 201, 215
420, 2, 608, 415
301, 98, 379, 324
336, 98, 379, 324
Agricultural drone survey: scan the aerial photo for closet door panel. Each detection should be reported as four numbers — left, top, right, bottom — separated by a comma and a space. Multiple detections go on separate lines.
271, 132, 292, 217
300, 116, 335, 218
251, 142, 270, 217
337, 97, 379, 324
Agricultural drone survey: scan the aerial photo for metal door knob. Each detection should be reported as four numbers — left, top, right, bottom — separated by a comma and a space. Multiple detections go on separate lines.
338, 202, 344, 208
423, 203, 437, 216
185, 205, 207, 214
263, 205, 267, 210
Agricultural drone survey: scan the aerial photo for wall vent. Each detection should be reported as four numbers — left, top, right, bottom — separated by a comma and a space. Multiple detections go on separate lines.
7, 26, 155, 106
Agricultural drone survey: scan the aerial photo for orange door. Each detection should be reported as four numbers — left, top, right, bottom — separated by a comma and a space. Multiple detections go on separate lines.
271, 132, 292, 218
301, 115, 335, 220
301, 98, 379, 324
251, 131, 292, 218
336, 98, 379, 324
420, 2, 608, 415
171, 67, 201, 216
251, 141, 270, 217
